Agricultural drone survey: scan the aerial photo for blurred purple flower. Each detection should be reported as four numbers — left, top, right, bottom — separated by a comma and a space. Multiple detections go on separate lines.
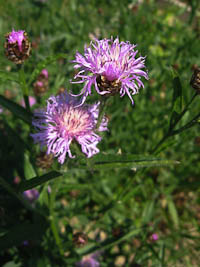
23, 240, 29, 246
7, 29, 25, 52
35, 81, 44, 87
31, 91, 108, 164
0, 106, 3, 113
41, 69, 48, 79
76, 254, 100, 267
47, 185, 51, 194
23, 189, 39, 203
21, 96, 36, 108
71, 37, 148, 105
151, 233, 159, 241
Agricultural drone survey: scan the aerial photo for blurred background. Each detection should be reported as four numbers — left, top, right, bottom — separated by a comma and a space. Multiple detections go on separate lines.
0, 0, 200, 266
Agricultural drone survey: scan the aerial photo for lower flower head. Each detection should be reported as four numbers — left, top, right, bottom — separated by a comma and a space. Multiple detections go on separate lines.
31, 91, 108, 164
76, 253, 100, 267
71, 37, 148, 105
23, 189, 39, 203
4, 29, 31, 64
33, 69, 49, 96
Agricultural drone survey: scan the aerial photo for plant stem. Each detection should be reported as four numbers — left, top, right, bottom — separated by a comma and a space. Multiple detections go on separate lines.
151, 92, 198, 154
18, 65, 30, 112
96, 96, 108, 130
171, 111, 200, 136
49, 181, 64, 256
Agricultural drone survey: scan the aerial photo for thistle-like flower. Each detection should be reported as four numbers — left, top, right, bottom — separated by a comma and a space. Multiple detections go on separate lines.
71, 37, 148, 105
31, 91, 108, 164
4, 29, 31, 64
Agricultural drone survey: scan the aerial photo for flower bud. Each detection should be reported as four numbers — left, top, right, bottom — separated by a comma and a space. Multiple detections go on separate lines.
33, 69, 49, 96
36, 152, 53, 169
73, 232, 88, 247
4, 30, 31, 64
190, 67, 200, 93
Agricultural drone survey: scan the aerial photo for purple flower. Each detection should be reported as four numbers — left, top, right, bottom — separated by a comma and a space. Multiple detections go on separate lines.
23, 240, 29, 246
5, 29, 31, 64
76, 255, 100, 267
41, 69, 48, 79
151, 233, 159, 241
7, 30, 25, 52
71, 37, 148, 105
23, 189, 39, 203
31, 91, 108, 164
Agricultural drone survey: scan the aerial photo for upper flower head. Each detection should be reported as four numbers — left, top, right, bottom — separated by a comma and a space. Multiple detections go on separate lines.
31, 91, 108, 164
7, 30, 25, 51
4, 29, 31, 64
71, 37, 148, 105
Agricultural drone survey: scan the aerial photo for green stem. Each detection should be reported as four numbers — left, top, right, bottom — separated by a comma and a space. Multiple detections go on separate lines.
151, 92, 198, 154
169, 92, 198, 130
18, 65, 30, 112
96, 96, 108, 130
171, 111, 200, 136
49, 181, 64, 256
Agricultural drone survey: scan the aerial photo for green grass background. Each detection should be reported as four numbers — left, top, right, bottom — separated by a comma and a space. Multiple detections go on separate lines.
0, 0, 200, 266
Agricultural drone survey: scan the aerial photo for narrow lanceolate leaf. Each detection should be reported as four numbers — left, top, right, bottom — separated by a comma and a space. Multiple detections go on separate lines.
0, 219, 47, 250
0, 70, 19, 83
142, 200, 155, 224
169, 69, 183, 130
167, 197, 179, 228
0, 95, 32, 124
82, 153, 180, 170
18, 171, 62, 192
28, 53, 67, 86
24, 153, 37, 180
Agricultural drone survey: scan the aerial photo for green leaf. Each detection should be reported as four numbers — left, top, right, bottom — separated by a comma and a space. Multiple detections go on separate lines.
154, 138, 176, 155
88, 153, 179, 170
0, 95, 32, 124
0, 70, 19, 83
167, 197, 179, 228
0, 219, 47, 250
142, 200, 155, 224
18, 171, 62, 192
169, 69, 183, 129
3, 262, 21, 267
24, 153, 36, 180
61, 154, 179, 171
28, 53, 67, 86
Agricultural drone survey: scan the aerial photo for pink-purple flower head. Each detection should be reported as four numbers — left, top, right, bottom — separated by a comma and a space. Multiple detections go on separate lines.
7, 30, 25, 51
31, 91, 108, 164
5, 29, 31, 64
71, 37, 148, 105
